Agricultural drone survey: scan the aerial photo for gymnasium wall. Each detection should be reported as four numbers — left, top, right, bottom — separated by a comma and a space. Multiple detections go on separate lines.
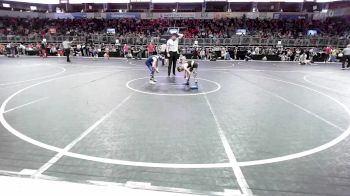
0, 9, 347, 20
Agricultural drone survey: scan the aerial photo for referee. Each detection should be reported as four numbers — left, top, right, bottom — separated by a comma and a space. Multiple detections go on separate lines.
342, 44, 350, 69
166, 33, 183, 77
62, 38, 73, 63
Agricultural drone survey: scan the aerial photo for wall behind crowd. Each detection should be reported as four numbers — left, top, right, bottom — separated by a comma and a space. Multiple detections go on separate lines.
0, 8, 348, 20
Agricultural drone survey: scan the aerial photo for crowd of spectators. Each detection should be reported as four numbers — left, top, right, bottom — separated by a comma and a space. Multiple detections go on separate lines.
0, 15, 347, 62
1, 17, 350, 39
183, 46, 343, 62
0, 40, 343, 63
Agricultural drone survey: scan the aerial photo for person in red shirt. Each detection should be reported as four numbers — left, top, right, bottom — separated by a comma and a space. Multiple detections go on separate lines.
0, 44, 4, 54
123, 44, 129, 58
147, 41, 155, 57
325, 46, 331, 63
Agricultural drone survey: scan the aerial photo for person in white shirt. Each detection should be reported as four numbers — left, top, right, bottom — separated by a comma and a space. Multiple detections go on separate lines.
342, 44, 350, 69
200, 49, 205, 60
76, 44, 82, 56
62, 39, 73, 62
115, 39, 120, 47
104, 47, 110, 60
299, 52, 311, 65
50, 45, 57, 55
19, 44, 26, 55
166, 33, 183, 77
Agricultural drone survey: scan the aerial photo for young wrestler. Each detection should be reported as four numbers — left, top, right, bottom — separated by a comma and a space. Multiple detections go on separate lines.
145, 55, 161, 84
177, 55, 199, 88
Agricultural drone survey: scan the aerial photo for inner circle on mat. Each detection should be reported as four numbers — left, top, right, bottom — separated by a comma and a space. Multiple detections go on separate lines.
126, 76, 221, 96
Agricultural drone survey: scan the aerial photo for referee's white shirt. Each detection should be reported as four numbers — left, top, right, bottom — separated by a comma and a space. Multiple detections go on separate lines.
343, 47, 350, 55
62, 41, 72, 49
166, 34, 183, 53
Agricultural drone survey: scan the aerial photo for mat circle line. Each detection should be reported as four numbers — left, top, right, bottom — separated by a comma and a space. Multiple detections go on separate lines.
0, 70, 349, 168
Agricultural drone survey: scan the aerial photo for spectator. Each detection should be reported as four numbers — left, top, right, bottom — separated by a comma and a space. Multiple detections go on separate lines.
0, 44, 4, 54
1, 17, 349, 39
50, 45, 57, 55
41, 38, 47, 58
325, 46, 331, 63
147, 41, 155, 57
123, 43, 129, 58
200, 48, 205, 60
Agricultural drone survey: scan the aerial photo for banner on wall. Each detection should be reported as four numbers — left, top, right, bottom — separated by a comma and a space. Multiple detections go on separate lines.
106, 13, 141, 19
273, 13, 308, 20
1, 10, 338, 21
197, 12, 213, 19
313, 12, 330, 20
93, 12, 103, 19
54, 13, 87, 19
142, 12, 154, 19
331, 7, 350, 17
213, 12, 244, 19
159, 13, 196, 19
246, 12, 260, 19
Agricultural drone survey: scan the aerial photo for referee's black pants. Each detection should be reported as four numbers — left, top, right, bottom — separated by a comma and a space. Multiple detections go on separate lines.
65, 49, 71, 62
168, 51, 178, 76
342, 55, 350, 68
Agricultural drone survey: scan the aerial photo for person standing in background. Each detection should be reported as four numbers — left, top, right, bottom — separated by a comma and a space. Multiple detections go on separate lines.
76, 43, 82, 56
200, 48, 205, 60
147, 41, 155, 57
123, 44, 129, 58
62, 38, 73, 63
41, 38, 47, 58
325, 46, 331, 63
166, 33, 183, 77
341, 44, 350, 70
330, 48, 337, 62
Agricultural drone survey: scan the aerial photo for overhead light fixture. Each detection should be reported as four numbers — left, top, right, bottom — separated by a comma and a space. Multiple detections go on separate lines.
3, 3, 10, 8
172, 9, 176, 12
30, 6, 37, 11
119, 9, 122, 13
321, 9, 328, 13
